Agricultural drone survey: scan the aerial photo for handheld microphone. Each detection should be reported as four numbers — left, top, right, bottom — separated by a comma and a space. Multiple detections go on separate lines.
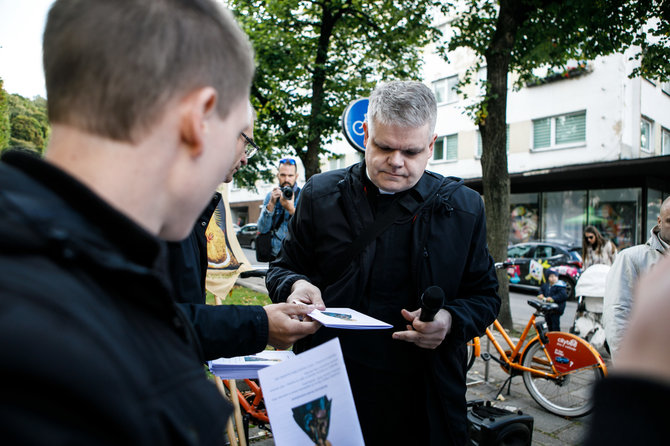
419, 286, 445, 322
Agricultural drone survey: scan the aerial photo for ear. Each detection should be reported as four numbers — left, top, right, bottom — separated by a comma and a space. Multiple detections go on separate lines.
179, 87, 218, 157
363, 121, 369, 147
428, 133, 437, 157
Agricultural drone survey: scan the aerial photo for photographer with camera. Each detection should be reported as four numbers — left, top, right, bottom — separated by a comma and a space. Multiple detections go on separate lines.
257, 158, 300, 261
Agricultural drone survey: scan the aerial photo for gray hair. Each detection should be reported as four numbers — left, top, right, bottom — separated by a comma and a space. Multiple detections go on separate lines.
43, 0, 255, 142
366, 81, 437, 135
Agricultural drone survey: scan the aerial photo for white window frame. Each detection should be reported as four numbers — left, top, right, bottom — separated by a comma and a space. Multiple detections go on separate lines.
432, 134, 458, 163
662, 81, 670, 96
661, 127, 670, 155
433, 75, 459, 104
640, 117, 653, 154
532, 111, 586, 151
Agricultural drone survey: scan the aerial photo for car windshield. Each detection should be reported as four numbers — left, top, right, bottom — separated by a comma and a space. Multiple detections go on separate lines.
507, 244, 533, 258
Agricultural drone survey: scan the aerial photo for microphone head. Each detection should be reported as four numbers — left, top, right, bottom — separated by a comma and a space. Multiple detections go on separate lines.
422, 286, 445, 310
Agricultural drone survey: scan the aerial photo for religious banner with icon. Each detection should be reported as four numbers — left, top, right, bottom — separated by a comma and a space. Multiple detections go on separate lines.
205, 183, 253, 300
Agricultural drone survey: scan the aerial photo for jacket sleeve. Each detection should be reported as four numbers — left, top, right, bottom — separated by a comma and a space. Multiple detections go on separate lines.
257, 192, 273, 234
552, 285, 568, 304
603, 250, 637, 359
177, 303, 268, 360
442, 198, 500, 346
266, 180, 316, 303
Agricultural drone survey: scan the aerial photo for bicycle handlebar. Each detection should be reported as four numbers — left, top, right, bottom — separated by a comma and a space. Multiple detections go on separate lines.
239, 268, 268, 279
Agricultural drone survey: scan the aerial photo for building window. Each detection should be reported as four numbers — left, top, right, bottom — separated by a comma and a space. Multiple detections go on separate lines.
433, 134, 458, 162
328, 156, 345, 171
433, 75, 458, 104
662, 82, 670, 96
640, 117, 653, 153
477, 126, 509, 158
533, 111, 586, 150
662, 127, 670, 155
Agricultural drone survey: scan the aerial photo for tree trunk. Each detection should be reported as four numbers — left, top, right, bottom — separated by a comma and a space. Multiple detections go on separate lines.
480, 0, 528, 330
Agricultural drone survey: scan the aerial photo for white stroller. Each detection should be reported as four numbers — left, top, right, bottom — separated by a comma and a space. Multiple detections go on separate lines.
570, 264, 610, 354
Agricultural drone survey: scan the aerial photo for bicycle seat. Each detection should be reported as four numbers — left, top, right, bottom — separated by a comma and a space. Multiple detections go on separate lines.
239, 268, 268, 278
527, 299, 559, 313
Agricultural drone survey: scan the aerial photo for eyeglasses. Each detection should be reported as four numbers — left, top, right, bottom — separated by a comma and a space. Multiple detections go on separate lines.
240, 132, 259, 159
279, 158, 296, 165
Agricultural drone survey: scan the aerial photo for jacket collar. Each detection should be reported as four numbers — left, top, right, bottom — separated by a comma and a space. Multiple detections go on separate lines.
0, 150, 162, 270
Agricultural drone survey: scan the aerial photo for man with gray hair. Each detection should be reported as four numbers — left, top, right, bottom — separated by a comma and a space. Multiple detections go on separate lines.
267, 80, 500, 445
0, 0, 316, 443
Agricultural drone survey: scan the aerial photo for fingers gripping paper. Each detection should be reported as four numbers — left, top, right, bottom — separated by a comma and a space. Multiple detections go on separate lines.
205, 183, 253, 299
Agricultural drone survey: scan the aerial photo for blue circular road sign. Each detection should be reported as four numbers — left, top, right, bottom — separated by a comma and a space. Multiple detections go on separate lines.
341, 98, 368, 153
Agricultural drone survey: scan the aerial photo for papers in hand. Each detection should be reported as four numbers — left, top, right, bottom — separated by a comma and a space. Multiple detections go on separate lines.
209, 350, 295, 379
308, 307, 392, 329
258, 338, 365, 446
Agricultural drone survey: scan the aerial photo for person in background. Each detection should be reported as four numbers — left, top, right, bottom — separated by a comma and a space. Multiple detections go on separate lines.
167, 108, 319, 359
585, 253, 670, 446
582, 225, 617, 269
603, 196, 669, 361
257, 157, 300, 261
266, 80, 500, 445
537, 268, 568, 331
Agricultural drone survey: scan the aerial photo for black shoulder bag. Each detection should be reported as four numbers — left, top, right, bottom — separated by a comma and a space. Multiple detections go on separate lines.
256, 211, 284, 262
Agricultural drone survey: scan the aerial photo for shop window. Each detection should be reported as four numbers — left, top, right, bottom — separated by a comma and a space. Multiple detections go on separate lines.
661, 127, 670, 155
433, 134, 458, 162
640, 117, 653, 153
588, 188, 640, 250
433, 75, 458, 104
541, 190, 587, 245
533, 111, 586, 150
510, 193, 539, 243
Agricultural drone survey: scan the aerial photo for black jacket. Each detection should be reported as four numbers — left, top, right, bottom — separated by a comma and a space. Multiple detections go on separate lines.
0, 151, 231, 445
267, 162, 500, 445
167, 194, 268, 360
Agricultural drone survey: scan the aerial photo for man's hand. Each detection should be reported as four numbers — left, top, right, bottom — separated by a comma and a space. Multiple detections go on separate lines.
279, 193, 296, 215
264, 303, 321, 350
392, 308, 452, 349
287, 279, 325, 308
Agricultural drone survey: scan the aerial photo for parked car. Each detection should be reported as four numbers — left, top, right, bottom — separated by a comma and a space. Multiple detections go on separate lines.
504, 241, 583, 299
236, 223, 259, 248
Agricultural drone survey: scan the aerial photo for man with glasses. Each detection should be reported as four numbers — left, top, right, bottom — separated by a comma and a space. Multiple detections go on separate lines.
168, 108, 320, 361
257, 157, 301, 261
0, 0, 318, 443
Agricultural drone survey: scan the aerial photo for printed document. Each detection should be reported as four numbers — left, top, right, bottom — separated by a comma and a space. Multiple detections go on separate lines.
308, 307, 392, 329
258, 338, 365, 446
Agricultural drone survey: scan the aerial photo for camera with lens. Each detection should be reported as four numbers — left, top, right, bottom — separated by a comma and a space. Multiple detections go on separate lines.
281, 186, 294, 199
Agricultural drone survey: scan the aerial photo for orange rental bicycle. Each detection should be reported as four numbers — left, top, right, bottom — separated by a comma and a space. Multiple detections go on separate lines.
466, 299, 607, 417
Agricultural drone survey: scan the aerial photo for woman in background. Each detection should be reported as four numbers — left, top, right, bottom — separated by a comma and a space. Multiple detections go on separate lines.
582, 225, 617, 269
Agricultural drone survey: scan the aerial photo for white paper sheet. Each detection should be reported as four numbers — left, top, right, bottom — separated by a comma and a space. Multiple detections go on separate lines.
258, 338, 365, 446
308, 307, 392, 329
209, 350, 295, 379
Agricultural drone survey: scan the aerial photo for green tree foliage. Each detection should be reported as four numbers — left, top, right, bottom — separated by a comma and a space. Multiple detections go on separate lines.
4, 93, 49, 155
230, 0, 442, 183
444, 0, 669, 329
0, 79, 10, 151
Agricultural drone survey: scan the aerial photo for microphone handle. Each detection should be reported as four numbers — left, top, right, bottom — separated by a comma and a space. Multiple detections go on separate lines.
419, 306, 439, 322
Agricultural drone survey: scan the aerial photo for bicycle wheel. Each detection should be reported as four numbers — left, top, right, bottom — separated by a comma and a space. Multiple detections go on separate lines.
521, 339, 604, 417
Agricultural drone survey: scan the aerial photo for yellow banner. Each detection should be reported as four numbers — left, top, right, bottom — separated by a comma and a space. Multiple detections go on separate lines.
205, 183, 253, 300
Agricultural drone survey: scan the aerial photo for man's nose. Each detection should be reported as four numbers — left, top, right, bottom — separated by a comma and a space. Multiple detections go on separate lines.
387, 150, 404, 167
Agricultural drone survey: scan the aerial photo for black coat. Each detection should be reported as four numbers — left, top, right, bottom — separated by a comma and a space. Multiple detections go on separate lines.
267, 162, 500, 445
0, 151, 231, 445
167, 194, 268, 360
